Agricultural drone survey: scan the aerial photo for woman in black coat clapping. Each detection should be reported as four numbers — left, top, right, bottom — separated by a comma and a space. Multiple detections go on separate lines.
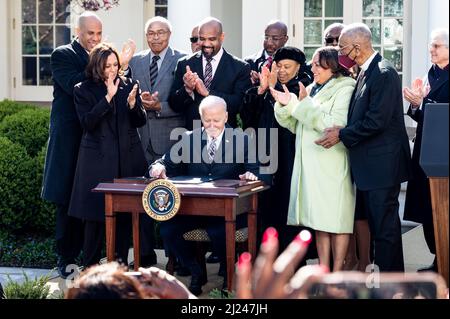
69, 43, 148, 267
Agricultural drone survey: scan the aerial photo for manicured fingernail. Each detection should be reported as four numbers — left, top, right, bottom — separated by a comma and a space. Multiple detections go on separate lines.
294, 230, 312, 246
262, 227, 278, 244
238, 252, 252, 267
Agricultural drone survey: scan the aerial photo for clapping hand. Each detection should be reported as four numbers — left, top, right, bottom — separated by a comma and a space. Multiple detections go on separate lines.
105, 73, 120, 102
298, 82, 308, 101
403, 78, 428, 107
257, 66, 270, 95
195, 77, 209, 97
268, 62, 278, 88
183, 66, 198, 95
127, 84, 139, 109
141, 91, 161, 111
269, 84, 292, 106
120, 39, 136, 71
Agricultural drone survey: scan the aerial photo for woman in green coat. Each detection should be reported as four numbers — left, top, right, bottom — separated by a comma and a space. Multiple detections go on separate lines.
270, 46, 355, 271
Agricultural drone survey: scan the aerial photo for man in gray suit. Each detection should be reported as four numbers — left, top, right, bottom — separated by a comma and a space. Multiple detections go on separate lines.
128, 16, 186, 267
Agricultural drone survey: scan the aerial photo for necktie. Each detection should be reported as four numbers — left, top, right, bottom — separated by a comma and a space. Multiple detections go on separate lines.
265, 55, 273, 69
149, 55, 160, 88
208, 137, 216, 161
356, 69, 365, 93
204, 57, 213, 90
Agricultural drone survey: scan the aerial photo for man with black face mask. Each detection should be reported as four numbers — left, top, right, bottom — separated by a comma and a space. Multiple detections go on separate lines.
169, 17, 252, 130
315, 23, 412, 272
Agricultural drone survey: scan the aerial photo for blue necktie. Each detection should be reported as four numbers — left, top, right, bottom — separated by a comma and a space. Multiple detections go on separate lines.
149, 55, 160, 88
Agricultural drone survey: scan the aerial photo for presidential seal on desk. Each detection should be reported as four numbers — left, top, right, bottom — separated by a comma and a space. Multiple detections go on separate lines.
142, 179, 181, 221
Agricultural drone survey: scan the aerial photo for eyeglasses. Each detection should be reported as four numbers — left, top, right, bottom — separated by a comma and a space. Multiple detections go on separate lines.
190, 36, 199, 44
264, 35, 286, 42
325, 36, 339, 44
146, 30, 169, 38
429, 43, 447, 50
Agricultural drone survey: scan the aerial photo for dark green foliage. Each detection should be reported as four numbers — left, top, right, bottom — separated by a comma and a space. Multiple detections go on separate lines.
0, 108, 50, 157
0, 235, 56, 269
0, 99, 37, 122
0, 137, 35, 232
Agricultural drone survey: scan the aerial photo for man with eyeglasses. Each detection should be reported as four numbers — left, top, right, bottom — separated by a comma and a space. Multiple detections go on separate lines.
245, 20, 289, 85
169, 17, 251, 130
316, 23, 412, 272
127, 16, 187, 268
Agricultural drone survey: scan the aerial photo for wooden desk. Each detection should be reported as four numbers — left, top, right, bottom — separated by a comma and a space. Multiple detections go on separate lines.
93, 179, 269, 290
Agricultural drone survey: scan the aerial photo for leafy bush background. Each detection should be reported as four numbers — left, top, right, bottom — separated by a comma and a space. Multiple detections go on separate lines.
0, 100, 56, 268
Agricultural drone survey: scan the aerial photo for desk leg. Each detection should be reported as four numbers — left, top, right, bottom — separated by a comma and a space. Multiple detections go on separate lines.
248, 194, 258, 260
105, 194, 116, 263
225, 220, 236, 291
132, 212, 140, 271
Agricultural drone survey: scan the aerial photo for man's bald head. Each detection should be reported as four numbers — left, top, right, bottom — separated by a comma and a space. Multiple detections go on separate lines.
266, 20, 288, 35
264, 20, 289, 55
338, 23, 375, 67
76, 12, 102, 51
199, 17, 223, 35
323, 23, 345, 46
340, 23, 373, 49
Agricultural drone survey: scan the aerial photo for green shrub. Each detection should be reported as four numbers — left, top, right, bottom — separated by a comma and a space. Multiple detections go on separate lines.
0, 137, 35, 232
0, 235, 56, 268
0, 99, 37, 122
0, 108, 50, 157
3, 272, 51, 299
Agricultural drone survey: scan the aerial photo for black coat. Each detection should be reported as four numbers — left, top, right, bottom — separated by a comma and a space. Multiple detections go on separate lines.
339, 54, 412, 190
244, 50, 267, 73
169, 50, 251, 129
404, 65, 449, 223
241, 73, 312, 228
154, 125, 267, 183
68, 77, 148, 221
41, 40, 88, 205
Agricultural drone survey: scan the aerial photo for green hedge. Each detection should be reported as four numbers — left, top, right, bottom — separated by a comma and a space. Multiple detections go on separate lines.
0, 99, 37, 122
0, 137, 35, 233
0, 108, 50, 157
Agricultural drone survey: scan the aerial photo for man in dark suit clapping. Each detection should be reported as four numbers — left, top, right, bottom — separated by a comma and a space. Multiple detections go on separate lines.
149, 96, 264, 295
169, 17, 251, 130
316, 23, 412, 272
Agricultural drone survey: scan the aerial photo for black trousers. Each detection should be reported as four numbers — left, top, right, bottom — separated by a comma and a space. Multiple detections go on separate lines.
160, 215, 246, 277
82, 214, 132, 268
139, 214, 157, 257
55, 203, 83, 263
358, 185, 404, 272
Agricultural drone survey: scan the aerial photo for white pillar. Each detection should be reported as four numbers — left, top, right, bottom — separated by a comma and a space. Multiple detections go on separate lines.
0, 0, 9, 100
93, 1, 146, 51
168, 0, 211, 54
